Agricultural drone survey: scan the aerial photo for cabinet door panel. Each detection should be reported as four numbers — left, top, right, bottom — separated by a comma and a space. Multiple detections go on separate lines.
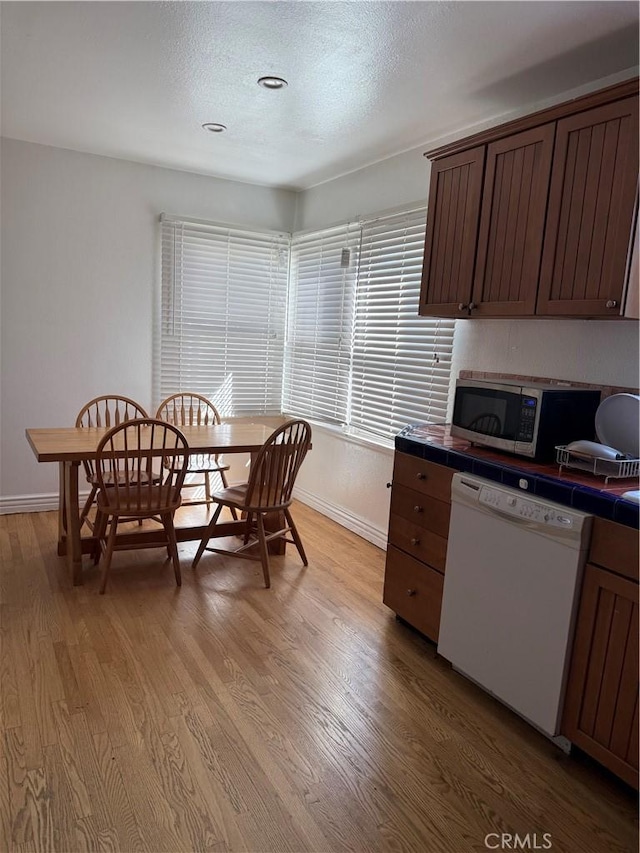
562, 563, 639, 787
472, 124, 555, 316
419, 147, 485, 317
538, 97, 639, 316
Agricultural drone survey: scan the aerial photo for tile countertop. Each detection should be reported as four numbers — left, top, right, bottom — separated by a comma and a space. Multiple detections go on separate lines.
396, 423, 640, 530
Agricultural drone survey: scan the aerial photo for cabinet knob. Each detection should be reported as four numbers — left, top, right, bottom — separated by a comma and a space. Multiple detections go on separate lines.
406, 589, 416, 597
458, 303, 468, 311
605, 299, 618, 309
469, 302, 477, 311
410, 537, 420, 546
413, 505, 423, 514
386, 482, 392, 488
416, 472, 426, 480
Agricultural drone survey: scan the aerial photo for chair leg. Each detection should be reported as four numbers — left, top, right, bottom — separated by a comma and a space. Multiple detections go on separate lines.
79, 485, 97, 530
93, 508, 108, 564
204, 473, 212, 508
99, 517, 118, 594
192, 503, 224, 568
284, 508, 308, 566
256, 513, 271, 589
219, 470, 238, 520
243, 511, 253, 545
162, 512, 181, 587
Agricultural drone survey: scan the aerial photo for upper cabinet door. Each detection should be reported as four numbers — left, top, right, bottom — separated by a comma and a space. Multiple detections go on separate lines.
537, 96, 639, 317
471, 124, 555, 316
419, 147, 485, 318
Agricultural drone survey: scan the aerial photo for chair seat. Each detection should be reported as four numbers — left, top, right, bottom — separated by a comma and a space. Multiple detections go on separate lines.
187, 454, 230, 474
86, 468, 161, 486
213, 483, 249, 506
97, 486, 182, 516
163, 454, 229, 475
212, 483, 289, 512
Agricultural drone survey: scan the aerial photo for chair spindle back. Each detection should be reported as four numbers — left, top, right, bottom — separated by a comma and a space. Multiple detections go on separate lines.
245, 420, 311, 511
95, 419, 188, 514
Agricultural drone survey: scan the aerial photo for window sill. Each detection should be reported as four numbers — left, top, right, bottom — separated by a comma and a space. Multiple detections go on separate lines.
285, 417, 395, 455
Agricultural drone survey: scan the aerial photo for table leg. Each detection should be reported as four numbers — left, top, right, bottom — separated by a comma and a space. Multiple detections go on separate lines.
57, 461, 68, 556
63, 461, 83, 586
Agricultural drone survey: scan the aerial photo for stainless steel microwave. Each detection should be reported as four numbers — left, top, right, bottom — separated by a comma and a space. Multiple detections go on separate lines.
451, 379, 602, 461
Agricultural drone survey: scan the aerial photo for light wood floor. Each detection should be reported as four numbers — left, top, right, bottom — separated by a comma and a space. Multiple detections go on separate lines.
0, 503, 637, 853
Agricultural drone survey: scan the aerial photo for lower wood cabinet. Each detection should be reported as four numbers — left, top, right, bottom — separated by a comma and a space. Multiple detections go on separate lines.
383, 452, 455, 642
562, 519, 639, 788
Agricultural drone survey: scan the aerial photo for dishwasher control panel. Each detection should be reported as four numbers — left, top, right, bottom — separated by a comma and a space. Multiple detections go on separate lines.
478, 485, 575, 529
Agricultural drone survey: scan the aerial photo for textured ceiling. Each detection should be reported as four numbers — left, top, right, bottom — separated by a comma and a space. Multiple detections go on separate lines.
1, 1, 638, 190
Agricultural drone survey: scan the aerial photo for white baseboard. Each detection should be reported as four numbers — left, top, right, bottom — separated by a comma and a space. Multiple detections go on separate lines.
0, 490, 92, 516
293, 485, 388, 551
0, 493, 60, 515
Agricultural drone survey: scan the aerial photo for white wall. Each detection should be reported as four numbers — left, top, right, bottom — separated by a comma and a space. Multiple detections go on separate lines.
0, 139, 296, 505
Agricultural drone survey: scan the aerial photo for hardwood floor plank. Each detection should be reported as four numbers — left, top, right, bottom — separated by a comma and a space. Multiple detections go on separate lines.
0, 606, 22, 732
0, 723, 14, 853
0, 507, 637, 853
91, 730, 149, 853
4, 727, 33, 847
23, 767, 54, 853
42, 742, 82, 853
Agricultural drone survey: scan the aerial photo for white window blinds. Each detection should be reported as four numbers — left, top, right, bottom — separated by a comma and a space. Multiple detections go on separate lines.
283, 224, 360, 424
350, 209, 456, 439
283, 208, 456, 442
159, 215, 289, 417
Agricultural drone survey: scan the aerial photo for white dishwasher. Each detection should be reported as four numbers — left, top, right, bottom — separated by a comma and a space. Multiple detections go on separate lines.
438, 473, 593, 743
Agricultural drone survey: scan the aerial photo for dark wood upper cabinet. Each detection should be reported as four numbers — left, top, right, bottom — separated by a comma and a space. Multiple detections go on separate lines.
419, 79, 639, 319
472, 124, 555, 316
419, 147, 485, 317
537, 97, 639, 316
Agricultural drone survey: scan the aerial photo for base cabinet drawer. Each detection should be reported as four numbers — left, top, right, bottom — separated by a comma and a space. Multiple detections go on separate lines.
390, 485, 450, 539
388, 513, 448, 572
393, 452, 454, 502
383, 546, 444, 642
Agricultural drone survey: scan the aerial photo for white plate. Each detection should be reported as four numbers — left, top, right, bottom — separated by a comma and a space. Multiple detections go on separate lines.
595, 393, 640, 458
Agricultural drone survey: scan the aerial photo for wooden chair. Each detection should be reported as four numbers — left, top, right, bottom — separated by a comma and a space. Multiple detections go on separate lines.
92, 419, 189, 594
155, 393, 234, 514
76, 395, 150, 530
192, 419, 312, 588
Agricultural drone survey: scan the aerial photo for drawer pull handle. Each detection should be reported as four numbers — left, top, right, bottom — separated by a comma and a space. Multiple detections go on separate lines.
410, 538, 420, 546
407, 589, 416, 597
416, 472, 426, 480
413, 505, 423, 514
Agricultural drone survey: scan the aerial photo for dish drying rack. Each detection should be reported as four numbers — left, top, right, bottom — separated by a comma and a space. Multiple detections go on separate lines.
555, 445, 640, 483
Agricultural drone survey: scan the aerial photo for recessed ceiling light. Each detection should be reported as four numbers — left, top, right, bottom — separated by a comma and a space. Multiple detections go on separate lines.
202, 122, 227, 133
257, 76, 288, 90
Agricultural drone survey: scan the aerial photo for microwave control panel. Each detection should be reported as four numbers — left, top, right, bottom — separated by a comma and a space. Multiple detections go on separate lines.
516, 396, 538, 441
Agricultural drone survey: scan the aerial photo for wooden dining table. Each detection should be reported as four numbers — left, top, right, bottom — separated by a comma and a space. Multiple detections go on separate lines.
26, 422, 276, 585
